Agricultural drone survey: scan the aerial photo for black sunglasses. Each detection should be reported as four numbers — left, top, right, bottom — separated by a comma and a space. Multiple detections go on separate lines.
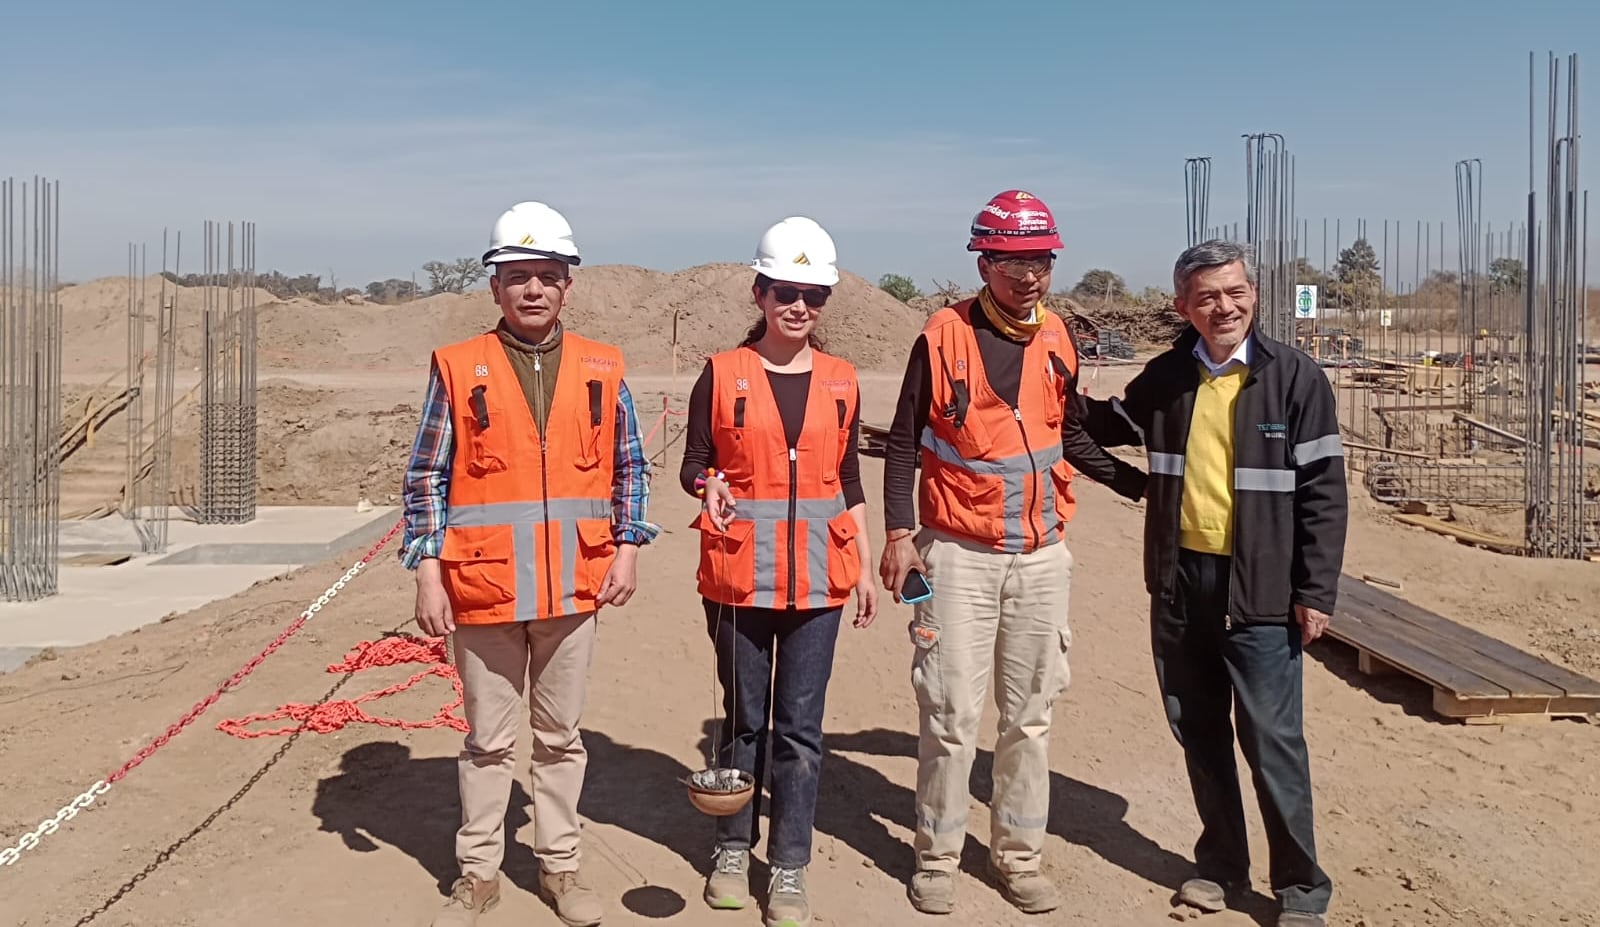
770, 284, 830, 309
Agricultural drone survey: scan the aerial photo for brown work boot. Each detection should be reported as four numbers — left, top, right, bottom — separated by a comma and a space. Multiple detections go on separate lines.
988, 865, 1061, 914
908, 869, 955, 914
538, 868, 604, 927
430, 875, 500, 927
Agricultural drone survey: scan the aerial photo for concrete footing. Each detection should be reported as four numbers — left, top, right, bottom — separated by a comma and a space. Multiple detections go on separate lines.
0, 506, 402, 670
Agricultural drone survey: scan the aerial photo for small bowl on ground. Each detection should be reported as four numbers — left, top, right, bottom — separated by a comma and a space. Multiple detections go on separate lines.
683, 767, 755, 817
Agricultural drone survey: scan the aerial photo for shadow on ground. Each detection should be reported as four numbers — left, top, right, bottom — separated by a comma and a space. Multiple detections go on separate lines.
318, 727, 1268, 921
1307, 638, 1441, 722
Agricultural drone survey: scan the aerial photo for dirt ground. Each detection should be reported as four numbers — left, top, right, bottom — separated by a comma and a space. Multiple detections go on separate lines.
4, 349, 1600, 927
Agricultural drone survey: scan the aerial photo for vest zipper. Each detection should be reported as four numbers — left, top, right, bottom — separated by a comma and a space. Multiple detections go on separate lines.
1011, 407, 1041, 551
787, 445, 798, 608
534, 350, 555, 617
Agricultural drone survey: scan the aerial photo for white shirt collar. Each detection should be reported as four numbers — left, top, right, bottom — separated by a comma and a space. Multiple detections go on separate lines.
1192, 334, 1252, 377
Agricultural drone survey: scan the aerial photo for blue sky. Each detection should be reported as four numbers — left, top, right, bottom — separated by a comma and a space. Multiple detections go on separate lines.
3, 0, 1595, 292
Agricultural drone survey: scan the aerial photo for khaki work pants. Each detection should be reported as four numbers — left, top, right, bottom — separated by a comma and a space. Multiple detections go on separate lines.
452, 612, 597, 880
910, 528, 1074, 875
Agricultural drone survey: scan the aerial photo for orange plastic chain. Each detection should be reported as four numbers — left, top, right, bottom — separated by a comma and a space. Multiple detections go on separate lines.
216, 634, 466, 738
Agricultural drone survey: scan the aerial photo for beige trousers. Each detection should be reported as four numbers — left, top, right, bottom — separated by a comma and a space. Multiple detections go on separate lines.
452, 612, 597, 880
910, 528, 1074, 874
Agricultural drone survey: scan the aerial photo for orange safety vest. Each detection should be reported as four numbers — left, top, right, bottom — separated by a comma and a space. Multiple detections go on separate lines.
918, 299, 1079, 553
693, 346, 862, 610
432, 329, 623, 624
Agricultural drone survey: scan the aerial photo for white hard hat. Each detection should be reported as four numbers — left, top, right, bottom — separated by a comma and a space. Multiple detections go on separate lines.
483, 201, 581, 267
752, 216, 839, 287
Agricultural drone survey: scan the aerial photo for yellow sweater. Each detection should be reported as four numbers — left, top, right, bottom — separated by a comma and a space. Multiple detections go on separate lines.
1179, 363, 1246, 554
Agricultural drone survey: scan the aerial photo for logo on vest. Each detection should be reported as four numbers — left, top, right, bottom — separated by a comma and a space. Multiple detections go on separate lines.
734, 377, 750, 391
955, 359, 967, 372
474, 364, 489, 378
1256, 423, 1287, 439
821, 378, 853, 391
581, 355, 619, 370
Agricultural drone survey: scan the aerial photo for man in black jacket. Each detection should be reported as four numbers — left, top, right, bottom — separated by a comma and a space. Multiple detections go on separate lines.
1078, 239, 1345, 927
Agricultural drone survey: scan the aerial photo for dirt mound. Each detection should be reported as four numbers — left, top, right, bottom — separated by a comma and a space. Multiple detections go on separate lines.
60, 264, 928, 376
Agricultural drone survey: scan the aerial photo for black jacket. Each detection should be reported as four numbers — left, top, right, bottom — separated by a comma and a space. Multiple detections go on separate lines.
1080, 327, 1348, 622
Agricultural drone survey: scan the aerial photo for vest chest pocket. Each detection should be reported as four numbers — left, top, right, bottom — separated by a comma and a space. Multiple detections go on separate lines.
439, 524, 516, 608
573, 379, 609, 470
462, 403, 508, 478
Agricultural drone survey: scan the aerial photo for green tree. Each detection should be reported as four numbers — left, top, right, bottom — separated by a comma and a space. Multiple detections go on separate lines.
1071, 269, 1127, 301
1488, 257, 1525, 293
878, 273, 921, 303
1333, 238, 1382, 308
423, 257, 487, 295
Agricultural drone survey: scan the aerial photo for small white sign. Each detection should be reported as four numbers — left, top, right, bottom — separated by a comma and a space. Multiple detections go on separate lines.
1294, 284, 1318, 319
1380, 309, 1393, 328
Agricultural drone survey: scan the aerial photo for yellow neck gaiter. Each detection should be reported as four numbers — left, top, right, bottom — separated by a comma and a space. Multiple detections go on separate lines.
978, 286, 1045, 341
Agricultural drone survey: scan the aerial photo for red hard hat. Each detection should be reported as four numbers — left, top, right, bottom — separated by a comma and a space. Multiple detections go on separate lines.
967, 189, 1063, 252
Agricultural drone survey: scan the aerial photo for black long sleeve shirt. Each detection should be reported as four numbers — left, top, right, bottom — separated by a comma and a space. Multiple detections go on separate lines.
882, 308, 1147, 531
679, 359, 867, 508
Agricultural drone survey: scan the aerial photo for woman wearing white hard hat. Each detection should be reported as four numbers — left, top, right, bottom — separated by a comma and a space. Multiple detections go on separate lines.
680, 216, 877, 926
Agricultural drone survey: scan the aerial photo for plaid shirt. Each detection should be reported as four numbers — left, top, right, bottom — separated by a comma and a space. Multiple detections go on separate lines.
399, 359, 661, 569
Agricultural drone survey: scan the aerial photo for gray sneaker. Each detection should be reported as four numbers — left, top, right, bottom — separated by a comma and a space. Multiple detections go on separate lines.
1278, 912, 1327, 927
704, 846, 751, 910
765, 866, 811, 927
909, 869, 955, 915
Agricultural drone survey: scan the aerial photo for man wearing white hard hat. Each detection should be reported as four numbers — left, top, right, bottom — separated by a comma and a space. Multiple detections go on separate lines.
401, 201, 659, 927
682, 216, 876, 927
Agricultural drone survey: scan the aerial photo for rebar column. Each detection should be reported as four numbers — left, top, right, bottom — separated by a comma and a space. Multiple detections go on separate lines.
1, 176, 63, 602
195, 220, 257, 525
1243, 133, 1296, 345
1525, 51, 1589, 558
1184, 157, 1211, 248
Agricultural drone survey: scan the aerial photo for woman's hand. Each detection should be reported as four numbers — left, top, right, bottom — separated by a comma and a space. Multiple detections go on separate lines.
703, 477, 737, 532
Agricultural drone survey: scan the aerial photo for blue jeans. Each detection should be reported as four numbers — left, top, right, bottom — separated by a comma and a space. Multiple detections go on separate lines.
1152, 549, 1332, 915
703, 597, 842, 869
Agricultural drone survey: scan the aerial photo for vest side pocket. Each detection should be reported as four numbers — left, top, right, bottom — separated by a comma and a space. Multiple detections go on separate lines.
439, 525, 517, 612
573, 519, 617, 595
1049, 457, 1077, 522
825, 509, 861, 599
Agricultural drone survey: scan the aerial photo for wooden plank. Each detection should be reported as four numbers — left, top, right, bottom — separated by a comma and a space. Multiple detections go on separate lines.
1340, 577, 1600, 698
1388, 513, 1524, 553
1325, 606, 1510, 699
1337, 588, 1565, 699
1433, 692, 1599, 722
61, 552, 132, 567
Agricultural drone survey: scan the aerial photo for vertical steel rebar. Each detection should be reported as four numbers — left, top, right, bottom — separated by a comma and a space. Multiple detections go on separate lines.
1, 176, 63, 601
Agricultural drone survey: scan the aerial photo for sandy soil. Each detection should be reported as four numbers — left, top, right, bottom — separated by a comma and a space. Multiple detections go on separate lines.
4, 359, 1600, 927
58, 263, 927, 378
